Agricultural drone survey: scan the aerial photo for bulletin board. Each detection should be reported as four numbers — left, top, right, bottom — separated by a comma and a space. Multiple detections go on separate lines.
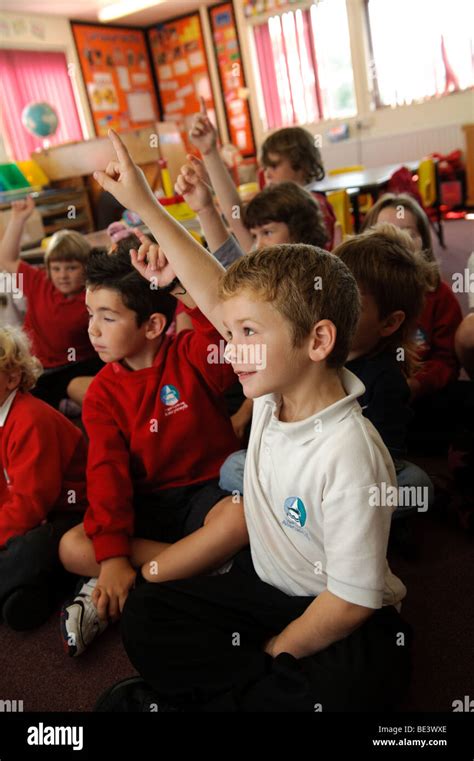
209, 2, 256, 157
148, 14, 217, 150
71, 22, 159, 136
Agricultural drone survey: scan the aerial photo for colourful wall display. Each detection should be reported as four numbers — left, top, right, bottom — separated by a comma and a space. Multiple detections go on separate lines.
209, 2, 255, 157
148, 14, 216, 149
71, 23, 159, 136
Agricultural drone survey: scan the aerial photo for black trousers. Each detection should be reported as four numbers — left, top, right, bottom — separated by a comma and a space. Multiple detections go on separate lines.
0, 511, 82, 604
31, 356, 104, 409
121, 550, 412, 712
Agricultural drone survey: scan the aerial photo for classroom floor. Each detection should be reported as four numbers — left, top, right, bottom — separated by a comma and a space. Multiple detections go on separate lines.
1, 218, 473, 713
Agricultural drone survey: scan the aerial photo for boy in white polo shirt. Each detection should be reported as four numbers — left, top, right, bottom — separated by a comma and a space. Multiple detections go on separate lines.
92, 131, 411, 713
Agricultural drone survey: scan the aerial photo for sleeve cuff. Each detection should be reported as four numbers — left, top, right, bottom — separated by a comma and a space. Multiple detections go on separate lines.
92, 533, 131, 563
327, 576, 383, 609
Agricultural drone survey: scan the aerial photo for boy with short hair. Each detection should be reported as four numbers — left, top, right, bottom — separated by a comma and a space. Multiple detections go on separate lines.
92, 131, 411, 712
59, 235, 246, 656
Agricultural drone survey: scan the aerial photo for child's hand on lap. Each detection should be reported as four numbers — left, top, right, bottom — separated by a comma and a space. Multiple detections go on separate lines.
129, 228, 177, 286
92, 557, 136, 621
93, 129, 157, 215
175, 159, 213, 214
11, 196, 35, 223
189, 97, 218, 156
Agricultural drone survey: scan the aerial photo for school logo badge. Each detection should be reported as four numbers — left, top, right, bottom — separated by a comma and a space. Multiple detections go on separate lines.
160, 384, 180, 406
283, 497, 307, 528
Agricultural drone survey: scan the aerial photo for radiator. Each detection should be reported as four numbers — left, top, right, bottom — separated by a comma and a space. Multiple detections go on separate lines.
321, 123, 465, 171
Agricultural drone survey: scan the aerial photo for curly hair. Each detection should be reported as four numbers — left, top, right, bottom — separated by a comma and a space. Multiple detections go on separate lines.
0, 326, 42, 392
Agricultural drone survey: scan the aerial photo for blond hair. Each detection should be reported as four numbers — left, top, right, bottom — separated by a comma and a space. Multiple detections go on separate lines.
218, 243, 360, 368
0, 326, 42, 392
44, 230, 91, 273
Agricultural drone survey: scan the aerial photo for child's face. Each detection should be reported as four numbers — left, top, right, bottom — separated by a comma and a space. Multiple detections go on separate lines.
263, 152, 306, 186
376, 207, 423, 251
349, 288, 404, 360
86, 287, 162, 365
49, 260, 86, 296
220, 290, 311, 399
0, 369, 21, 406
249, 222, 291, 249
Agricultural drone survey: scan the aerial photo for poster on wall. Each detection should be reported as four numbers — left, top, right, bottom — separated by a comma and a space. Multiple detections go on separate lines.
148, 13, 217, 150
209, 2, 255, 157
71, 23, 159, 136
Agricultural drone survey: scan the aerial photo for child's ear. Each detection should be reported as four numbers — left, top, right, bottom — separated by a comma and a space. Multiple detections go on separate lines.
380, 310, 405, 338
145, 312, 167, 340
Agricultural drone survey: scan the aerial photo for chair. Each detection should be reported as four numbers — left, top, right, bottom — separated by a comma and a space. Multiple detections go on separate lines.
417, 158, 445, 247
328, 165, 372, 214
326, 190, 354, 237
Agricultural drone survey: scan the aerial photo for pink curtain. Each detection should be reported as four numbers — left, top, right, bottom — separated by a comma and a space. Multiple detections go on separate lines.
0, 49, 84, 161
253, 24, 282, 131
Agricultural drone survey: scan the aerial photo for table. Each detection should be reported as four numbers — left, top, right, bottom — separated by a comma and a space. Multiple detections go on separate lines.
308, 161, 423, 234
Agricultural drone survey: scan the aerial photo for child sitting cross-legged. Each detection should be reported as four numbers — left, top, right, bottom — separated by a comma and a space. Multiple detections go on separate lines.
92, 130, 411, 713
59, 233, 245, 656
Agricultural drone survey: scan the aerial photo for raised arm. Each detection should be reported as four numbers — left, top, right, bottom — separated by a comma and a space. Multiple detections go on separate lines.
174, 157, 229, 253
0, 197, 35, 273
189, 98, 254, 253
93, 130, 227, 337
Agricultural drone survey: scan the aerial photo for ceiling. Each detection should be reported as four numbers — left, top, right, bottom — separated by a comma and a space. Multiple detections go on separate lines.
2, 0, 217, 27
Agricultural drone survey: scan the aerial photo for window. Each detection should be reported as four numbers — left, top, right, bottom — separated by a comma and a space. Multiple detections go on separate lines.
0, 50, 84, 162
366, 0, 474, 107
252, 0, 356, 131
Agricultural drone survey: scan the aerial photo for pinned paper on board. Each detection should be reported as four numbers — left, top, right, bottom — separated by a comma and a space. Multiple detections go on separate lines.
127, 91, 157, 122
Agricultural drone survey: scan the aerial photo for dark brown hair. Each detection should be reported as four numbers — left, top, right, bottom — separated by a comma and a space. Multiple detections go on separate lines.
334, 224, 435, 373
218, 244, 359, 368
261, 127, 325, 183
243, 182, 328, 248
86, 234, 176, 329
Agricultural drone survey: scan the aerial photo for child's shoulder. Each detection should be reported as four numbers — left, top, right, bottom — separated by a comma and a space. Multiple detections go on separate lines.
10, 391, 82, 437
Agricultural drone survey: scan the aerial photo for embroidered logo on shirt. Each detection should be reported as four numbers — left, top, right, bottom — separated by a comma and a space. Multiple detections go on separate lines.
160, 384, 180, 406
283, 497, 307, 527
159, 384, 189, 417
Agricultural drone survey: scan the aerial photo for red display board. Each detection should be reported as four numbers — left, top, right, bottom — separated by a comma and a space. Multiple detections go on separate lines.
209, 2, 255, 157
148, 14, 217, 150
71, 23, 159, 136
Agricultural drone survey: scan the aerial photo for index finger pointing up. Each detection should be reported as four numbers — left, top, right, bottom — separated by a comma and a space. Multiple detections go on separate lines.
108, 128, 132, 167
199, 95, 207, 115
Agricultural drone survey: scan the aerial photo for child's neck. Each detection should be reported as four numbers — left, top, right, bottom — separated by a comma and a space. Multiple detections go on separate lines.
121, 336, 165, 371
278, 366, 346, 423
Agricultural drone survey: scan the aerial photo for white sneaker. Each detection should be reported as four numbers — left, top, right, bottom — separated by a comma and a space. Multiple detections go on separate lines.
60, 578, 108, 657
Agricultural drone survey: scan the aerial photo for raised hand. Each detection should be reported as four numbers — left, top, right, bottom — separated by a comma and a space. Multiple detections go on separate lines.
10, 196, 35, 223
93, 129, 157, 215
175, 158, 213, 214
129, 228, 177, 287
188, 97, 218, 156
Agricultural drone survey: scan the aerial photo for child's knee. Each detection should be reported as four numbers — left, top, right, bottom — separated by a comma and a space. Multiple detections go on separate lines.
58, 523, 88, 571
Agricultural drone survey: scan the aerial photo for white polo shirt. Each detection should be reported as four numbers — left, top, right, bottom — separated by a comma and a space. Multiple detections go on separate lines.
243, 369, 406, 609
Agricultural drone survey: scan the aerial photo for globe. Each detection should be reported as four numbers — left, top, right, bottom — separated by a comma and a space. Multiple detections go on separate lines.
21, 102, 59, 138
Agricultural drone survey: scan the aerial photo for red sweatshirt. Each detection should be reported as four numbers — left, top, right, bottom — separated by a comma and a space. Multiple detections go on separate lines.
0, 391, 87, 547
82, 306, 240, 562
311, 191, 337, 250
414, 280, 462, 396
18, 261, 95, 368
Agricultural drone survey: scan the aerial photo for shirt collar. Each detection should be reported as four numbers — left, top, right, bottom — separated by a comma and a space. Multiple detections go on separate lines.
264, 368, 366, 446
0, 390, 18, 427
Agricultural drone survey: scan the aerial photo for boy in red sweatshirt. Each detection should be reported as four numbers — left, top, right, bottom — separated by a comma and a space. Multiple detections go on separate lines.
0, 327, 86, 630
59, 235, 246, 656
